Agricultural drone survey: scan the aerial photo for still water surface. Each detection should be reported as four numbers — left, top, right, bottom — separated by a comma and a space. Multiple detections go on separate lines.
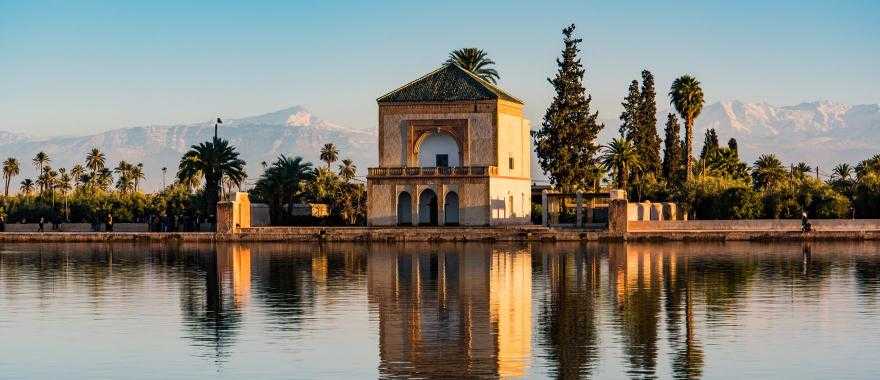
1, 242, 879, 379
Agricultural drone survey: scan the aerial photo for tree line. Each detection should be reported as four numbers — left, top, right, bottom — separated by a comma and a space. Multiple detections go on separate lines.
0, 139, 366, 225
473, 23, 879, 219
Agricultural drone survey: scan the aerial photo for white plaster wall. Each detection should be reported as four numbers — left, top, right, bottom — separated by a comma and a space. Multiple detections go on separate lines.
418, 133, 460, 167
488, 177, 532, 225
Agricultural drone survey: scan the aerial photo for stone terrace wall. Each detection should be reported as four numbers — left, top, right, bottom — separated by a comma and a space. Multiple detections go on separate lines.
629, 219, 880, 232
5, 223, 149, 232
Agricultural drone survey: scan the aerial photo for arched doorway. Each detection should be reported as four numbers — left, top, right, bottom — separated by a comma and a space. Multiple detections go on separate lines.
444, 191, 459, 226
418, 189, 438, 226
397, 191, 412, 226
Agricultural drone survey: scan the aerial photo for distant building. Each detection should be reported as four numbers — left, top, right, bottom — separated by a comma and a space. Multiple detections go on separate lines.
367, 64, 532, 226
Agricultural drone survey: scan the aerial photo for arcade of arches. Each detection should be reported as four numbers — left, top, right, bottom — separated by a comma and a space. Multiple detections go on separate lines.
397, 189, 459, 226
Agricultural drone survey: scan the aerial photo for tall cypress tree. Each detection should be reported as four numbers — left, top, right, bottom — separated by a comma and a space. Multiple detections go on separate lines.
534, 24, 604, 191
699, 128, 719, 160
619, 80, 640, 137
727, 137, 738, 154
637, 70, 661, 175
662, 113, 683, 181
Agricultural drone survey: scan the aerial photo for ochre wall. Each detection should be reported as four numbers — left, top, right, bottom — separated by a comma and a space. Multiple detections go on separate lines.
378, 102, 496, 167
495, 101, 530, 179
367, 177, 491, 226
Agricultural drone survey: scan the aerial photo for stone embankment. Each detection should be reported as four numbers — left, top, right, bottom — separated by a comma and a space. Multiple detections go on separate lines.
0, 224, 878, 243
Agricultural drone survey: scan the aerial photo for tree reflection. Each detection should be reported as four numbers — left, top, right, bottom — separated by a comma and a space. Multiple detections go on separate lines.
608, 243, 662, 378
178, 245, 244, 362
537, 243, 601, 379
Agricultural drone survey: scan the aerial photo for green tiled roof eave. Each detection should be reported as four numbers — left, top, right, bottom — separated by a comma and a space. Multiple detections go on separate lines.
377, 64, 523, 105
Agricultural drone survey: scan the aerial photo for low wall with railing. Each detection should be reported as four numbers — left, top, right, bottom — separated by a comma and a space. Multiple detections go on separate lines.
629, 219, 880, 232
625, 202, 686, 221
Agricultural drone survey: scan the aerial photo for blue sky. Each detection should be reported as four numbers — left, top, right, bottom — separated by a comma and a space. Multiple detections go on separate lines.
1, 0, 878, 136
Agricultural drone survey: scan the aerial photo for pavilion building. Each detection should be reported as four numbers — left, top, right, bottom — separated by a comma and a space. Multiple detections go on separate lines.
367, 64, 532, 226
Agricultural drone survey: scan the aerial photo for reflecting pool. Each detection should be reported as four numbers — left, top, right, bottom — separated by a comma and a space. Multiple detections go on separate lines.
1, 242, 879, 379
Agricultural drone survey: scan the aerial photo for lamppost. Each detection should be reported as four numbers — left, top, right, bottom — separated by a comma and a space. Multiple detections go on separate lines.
214, 117, 223, 140
213, 117, 222, 223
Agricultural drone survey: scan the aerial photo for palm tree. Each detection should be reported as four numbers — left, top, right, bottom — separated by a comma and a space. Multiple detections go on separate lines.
320, 143, 339, 168
70, 164, 85, 189
177, 137, 247, 215
702, 148, 749, 180
96, 168, 113, 191
115, 173, 134, 193
669, 75, 705, 181
446, 48, 500, 84
600, 137, 641, 189
131, 163, 145, 192
32, 151, 50, 193
253, 155, 314, 223
338, 158, 357, 183
791, 162, 812, 180
2, 157, 20, 196
36, 166, 54, 197
19, 178, 34, 196
114, 160, 132, 176
86, 148, 106, 175
57, 172, 72, 221
832, 163, 853, 181
177, 171, 202, 193
855, 154, 880, 180
44, 168, 59, 206
113, 161, 133, 193
752, 154, 786, 190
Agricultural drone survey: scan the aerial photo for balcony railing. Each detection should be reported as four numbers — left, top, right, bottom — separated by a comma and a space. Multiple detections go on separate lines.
368, 166, 498, 178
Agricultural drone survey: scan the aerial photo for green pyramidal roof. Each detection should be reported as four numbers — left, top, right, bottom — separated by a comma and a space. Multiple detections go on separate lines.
377, 63, 523, 104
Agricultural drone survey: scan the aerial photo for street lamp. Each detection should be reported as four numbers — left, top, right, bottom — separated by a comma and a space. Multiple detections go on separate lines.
214, 117, 223, 140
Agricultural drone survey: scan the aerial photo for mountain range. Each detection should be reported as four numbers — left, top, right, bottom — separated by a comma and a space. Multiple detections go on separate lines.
0, 100, 876, 192
0, 106, 376, 192
595, 100, 880, 176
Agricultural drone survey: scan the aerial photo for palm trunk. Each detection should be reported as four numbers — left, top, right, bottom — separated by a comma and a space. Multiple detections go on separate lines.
685, 117, 694, 182
4, 175, 9, 197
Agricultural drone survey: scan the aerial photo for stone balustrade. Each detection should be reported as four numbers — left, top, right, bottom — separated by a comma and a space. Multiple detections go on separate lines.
367, 166, 498, 178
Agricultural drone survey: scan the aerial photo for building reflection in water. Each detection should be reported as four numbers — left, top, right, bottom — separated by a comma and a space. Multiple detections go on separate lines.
367, 244, 532, 378
2, 241, 877, 377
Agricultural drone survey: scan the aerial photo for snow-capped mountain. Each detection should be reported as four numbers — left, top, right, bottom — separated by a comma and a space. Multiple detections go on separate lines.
689, 100, 879, 166
597, 100, 880, 169
0, 106, 377, 192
